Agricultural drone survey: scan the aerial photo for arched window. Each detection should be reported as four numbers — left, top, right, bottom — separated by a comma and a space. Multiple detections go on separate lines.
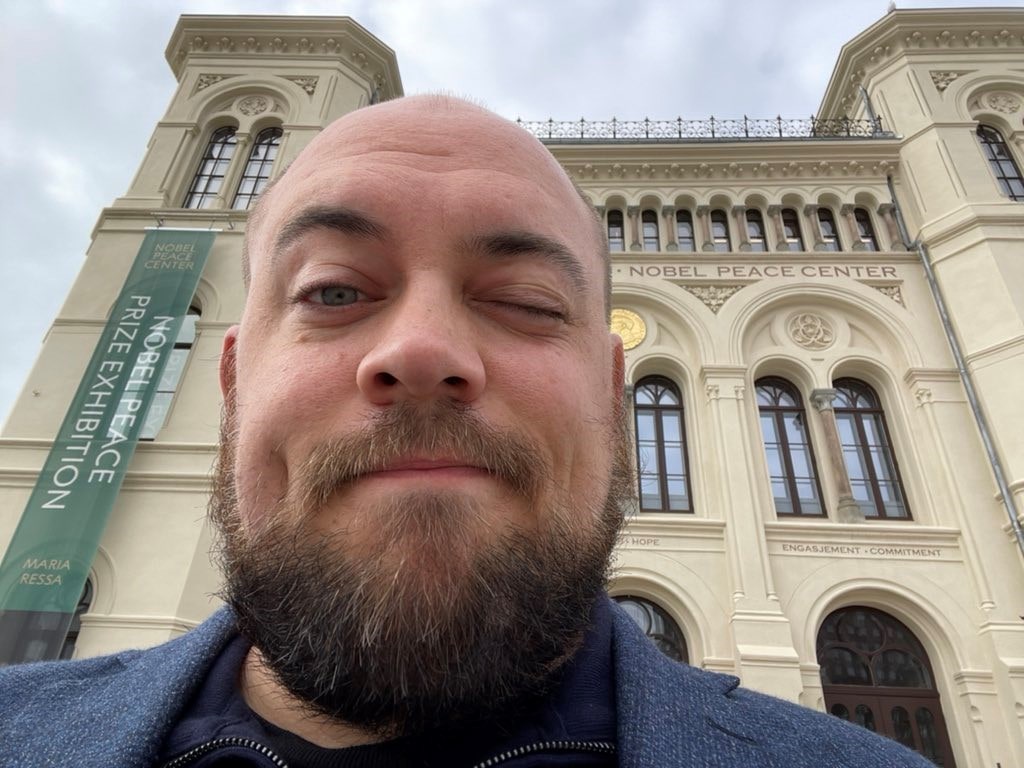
232, 127, 283, 210
676, 210, 696, 252
976, 124, 1024, 200
854, 209, 879, 251
818, 607, 956, 765
140, 306, 201, 440
781, 208, 804, 250
634, 377, 692, 513
745, 209, 767, 252
710, 209, 730, 252
817, 208, 842, 251
607, 210, 625, 252
182, 126, 238, 209
59, 579, 94, 660
641, 209, 660, 251
756, 378, 824, 516
614, 596, 688, 663
833, 379, 909, 519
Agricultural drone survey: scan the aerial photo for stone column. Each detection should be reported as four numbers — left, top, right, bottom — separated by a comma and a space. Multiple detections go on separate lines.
626, 206, 641, 251
732, 205, 751, 251
810, 389, 865, 523
804, 204, 827, 251
696, 205, 714, 251
766, 204, 786, 251
840, 204, 866, 251
877, 203, 904, 250
662, 206, 678, 251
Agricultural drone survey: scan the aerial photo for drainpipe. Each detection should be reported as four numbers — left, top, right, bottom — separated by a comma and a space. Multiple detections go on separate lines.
886, 176, 1024, 558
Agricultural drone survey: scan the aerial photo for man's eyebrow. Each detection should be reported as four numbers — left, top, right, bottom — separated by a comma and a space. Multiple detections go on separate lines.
469, 231, 589, 294
273, 205, 388, 258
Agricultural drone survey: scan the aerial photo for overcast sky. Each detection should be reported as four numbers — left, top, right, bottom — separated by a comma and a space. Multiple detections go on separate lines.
1, 0, 1018, 427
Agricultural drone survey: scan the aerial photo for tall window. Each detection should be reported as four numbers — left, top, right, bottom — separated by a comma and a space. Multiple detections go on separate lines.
710, 209, 730, 252
232, 127, 283, 210
675, 210, 696, 252
182, 126, 237, 209
60, 580, 94, 660
781, 208, 804, 250
976, 124, 1024, 200
140, 307, 201, 440
819, 607, 956, 766
854, 209, 879, 251
833, 379, 909, 519
614, 596, 688, 663
607, 210, 625, 252
746, 209, 767, 252
756, 378, 824, 516
634, 377, 692, 512
818, 208, 842, 251
641, 209, 660, 251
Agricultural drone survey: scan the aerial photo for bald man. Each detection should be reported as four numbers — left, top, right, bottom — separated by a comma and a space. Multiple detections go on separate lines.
0, 97, 932, 768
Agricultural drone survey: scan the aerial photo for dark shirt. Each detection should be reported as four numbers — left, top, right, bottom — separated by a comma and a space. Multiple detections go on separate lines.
158, 599, 616, 767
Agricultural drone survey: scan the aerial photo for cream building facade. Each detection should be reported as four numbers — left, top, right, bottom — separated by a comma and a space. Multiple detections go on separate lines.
1, 8, 1023, 767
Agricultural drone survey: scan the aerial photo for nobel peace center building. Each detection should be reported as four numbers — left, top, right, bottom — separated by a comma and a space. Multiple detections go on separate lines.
3, 8, 1024, 767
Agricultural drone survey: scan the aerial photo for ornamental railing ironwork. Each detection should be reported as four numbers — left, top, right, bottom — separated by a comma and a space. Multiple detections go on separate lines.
515, 116, 893, 142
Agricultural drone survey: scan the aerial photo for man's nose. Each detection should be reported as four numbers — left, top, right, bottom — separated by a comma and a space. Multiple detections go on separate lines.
355, 291, 485, 405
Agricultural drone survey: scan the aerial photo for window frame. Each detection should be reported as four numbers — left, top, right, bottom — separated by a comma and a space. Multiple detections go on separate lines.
817, 208, 842, 251
232, 126, 283, 210
182, 126, 238, 209
745, 209, 768, 252
139, 306, 201, 441
607, 209, 625, 252
781, 208, 805, 251
633, 376, 693, 513
675, 209, 696, 252
710, 209, 731, 252
756, 377, 826, 517
641, 209, 660, 251
854, 208, 879, 251
613, 595, 689, 663
976, 123, 1024, 201
833, 378, 911, 520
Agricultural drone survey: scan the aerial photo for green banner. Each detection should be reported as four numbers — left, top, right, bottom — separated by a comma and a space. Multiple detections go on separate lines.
0, 229, 213, 620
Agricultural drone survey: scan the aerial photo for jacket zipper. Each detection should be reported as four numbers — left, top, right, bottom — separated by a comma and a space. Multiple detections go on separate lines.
162, 736, 289, 768
471, 740, 616, 767
164, 736, 615, 768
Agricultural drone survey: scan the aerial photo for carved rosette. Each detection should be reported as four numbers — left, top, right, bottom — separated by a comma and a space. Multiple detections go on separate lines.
983, 91, 1022, 114
684, 285, 743, 314
930, 71, 965, 92
788, 313, 835, 350
238, 95, 271, 116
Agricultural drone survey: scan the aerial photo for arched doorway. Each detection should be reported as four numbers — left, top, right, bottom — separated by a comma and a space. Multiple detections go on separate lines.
817, 606, 955, 766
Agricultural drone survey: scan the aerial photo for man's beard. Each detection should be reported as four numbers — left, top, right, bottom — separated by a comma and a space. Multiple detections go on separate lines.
210, 397, 632, 738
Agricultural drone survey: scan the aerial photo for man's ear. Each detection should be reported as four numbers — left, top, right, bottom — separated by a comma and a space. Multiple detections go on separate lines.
220, 325, 240, 399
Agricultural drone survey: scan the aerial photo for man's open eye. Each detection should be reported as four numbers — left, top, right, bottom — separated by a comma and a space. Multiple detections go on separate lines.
310, 285, 362, 306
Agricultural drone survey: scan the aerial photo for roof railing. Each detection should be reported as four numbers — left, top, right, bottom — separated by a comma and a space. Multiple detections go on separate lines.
515, 116, 894, 142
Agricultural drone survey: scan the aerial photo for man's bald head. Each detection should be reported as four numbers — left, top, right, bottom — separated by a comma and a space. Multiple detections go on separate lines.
240, 95, 610, 316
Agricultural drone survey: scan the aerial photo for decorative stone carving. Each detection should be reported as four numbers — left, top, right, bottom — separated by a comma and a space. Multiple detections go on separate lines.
196, 74, 233, 91
684, 285, 743, 314
983, 91, 1021, 114
933, 72, 962, 92
788, 313, 835, 350
705, 385, 721, 401
609, 309, 646, 351
914, 388, 933, 407
873, 285, 905, 306
285, 75, 319, 95
238, 95, 270, 116
323, 38, 341, 54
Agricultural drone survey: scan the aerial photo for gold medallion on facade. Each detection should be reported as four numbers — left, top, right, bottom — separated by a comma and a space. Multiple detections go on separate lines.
610, 308, 647, 350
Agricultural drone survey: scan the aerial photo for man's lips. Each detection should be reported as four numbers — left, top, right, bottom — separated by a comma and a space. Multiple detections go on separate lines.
361, 458, 491, 481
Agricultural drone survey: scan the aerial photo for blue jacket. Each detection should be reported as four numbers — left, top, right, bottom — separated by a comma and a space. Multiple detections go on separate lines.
0, 600, 932, 767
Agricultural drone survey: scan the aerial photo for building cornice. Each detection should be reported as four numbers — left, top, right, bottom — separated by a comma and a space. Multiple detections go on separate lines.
819, 8, 1024, 118
165, 15, 403, 100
